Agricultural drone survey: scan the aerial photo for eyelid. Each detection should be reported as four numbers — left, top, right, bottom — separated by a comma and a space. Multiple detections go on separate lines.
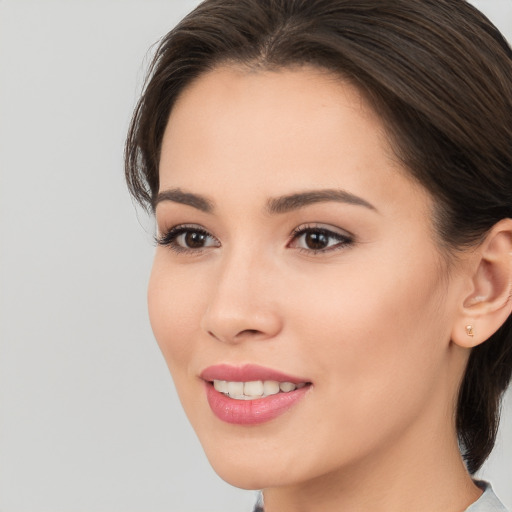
155, 223, 220, 253
288, 223, 354, 253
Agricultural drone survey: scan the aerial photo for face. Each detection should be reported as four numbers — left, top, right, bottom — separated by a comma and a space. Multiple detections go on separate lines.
149, 66, 467, 490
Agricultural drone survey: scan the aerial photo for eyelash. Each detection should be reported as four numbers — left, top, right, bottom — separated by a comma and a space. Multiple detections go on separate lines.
155, 224, 219, 254
156, 224, 354, 255
289, 225, 354, 254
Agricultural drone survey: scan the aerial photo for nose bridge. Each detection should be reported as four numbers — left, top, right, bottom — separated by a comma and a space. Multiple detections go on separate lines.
201, 242, 281, 343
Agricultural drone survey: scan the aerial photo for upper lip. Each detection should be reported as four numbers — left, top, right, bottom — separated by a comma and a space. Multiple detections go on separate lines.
200, 364, 309, 384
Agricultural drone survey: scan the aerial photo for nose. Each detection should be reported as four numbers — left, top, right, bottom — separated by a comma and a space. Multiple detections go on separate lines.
200, 251, 283, 344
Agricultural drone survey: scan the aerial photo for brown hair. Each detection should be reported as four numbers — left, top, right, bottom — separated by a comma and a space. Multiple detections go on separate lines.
125, 0, 512, 473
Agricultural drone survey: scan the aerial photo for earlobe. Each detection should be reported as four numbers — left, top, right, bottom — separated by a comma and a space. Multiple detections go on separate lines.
452, 219, 512, 349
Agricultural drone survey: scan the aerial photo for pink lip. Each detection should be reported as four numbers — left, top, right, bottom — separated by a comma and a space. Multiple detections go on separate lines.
200, 364, 307, 384
200, 364, 311, 425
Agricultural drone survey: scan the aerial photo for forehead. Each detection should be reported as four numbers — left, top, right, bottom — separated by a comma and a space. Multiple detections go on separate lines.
158, 65, 433, 226
166, 65, 382, 135
161, 66, 395, 181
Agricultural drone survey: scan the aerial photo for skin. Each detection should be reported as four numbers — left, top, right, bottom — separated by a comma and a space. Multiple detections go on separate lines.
149, 66, 484, 512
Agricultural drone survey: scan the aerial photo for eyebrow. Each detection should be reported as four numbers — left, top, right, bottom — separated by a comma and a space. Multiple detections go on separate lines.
154, 188, 214, 213
155, 187, 376, 214
266, 189, 377, 214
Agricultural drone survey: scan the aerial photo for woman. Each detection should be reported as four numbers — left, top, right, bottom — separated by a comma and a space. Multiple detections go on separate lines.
125, 1, 512, 510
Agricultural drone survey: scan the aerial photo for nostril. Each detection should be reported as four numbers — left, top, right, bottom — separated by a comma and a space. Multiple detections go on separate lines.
207, 328, 265, 343
207, 330, 221, 341
234, 329, 266, 340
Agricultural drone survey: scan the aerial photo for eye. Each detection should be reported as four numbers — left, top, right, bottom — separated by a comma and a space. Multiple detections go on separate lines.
288, 225, 353, 253
156, 225, 220, 253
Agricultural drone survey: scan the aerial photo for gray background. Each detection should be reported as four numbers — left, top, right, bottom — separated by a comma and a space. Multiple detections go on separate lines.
0, 1, 510, 511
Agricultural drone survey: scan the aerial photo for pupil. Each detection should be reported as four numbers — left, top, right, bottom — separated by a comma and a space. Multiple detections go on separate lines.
305, 232, 328, 249
185, 231, 206, 248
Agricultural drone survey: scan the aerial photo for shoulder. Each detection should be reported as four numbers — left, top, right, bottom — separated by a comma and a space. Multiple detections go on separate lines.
465, 481, 509, 512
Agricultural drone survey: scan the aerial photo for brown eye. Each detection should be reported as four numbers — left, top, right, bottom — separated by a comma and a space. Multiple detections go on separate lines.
176, 229, 219, 250
304, 231, 329, 250
289, 226, 353, 253
156, 225, 220, 252
184, 231, 209, 248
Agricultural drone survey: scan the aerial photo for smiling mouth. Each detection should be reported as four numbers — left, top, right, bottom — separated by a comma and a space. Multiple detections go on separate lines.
212, 379, 309, 400
202, 367, 312, 424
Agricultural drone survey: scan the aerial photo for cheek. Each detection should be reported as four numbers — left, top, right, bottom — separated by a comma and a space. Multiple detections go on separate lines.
147, 257, 204, 375
287, 251, 450, 417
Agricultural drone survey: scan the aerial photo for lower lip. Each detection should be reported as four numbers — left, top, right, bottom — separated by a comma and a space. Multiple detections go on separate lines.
205, 382, 310, 425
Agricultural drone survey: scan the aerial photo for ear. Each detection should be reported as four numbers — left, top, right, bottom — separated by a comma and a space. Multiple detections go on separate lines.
451, 218, 512, 349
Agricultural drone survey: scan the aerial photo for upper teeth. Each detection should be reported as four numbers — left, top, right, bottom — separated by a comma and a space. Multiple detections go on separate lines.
213, 380, 306, 400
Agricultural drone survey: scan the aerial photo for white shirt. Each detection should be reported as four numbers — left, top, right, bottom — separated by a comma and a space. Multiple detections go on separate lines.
466, 481, 508, 512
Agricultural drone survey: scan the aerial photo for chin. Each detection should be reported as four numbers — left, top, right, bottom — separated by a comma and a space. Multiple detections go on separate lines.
199, 436, 300, 490
216, 469, 269, 490
206, 454, 292, 490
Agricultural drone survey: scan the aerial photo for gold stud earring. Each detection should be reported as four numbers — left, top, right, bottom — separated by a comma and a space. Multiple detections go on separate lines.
465, 325, 474, 337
